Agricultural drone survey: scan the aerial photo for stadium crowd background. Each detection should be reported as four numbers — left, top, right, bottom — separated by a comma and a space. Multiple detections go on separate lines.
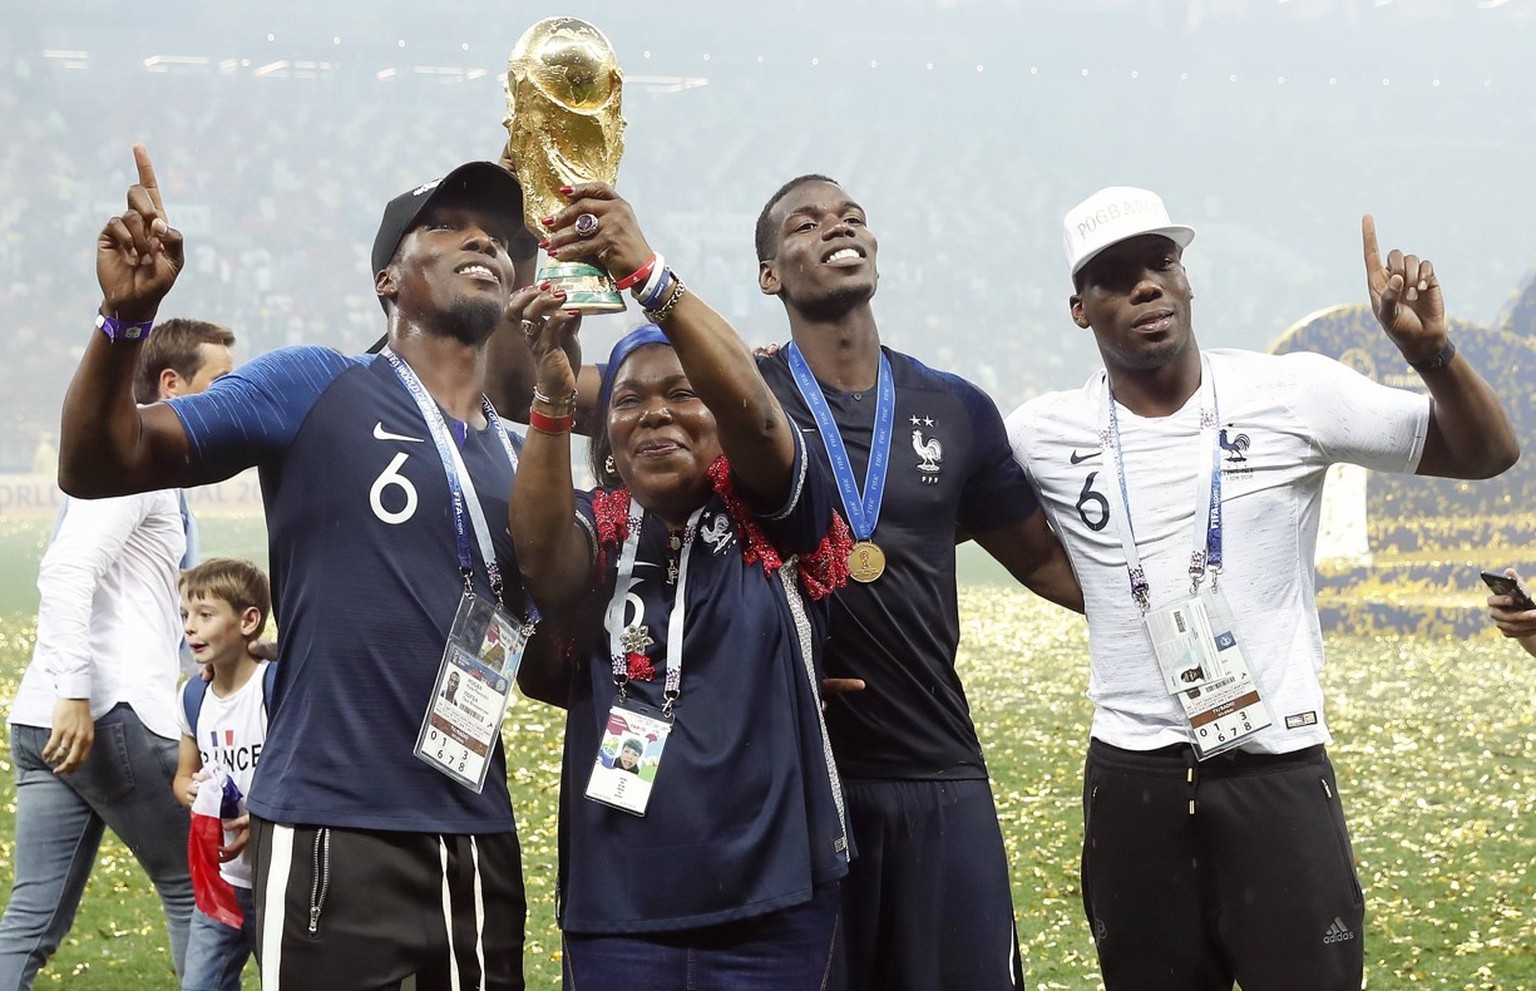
3, 0, 1535, 473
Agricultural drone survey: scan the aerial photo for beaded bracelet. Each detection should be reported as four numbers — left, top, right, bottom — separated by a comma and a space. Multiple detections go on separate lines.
615, 253, 658, 291
644, 277, 687, 323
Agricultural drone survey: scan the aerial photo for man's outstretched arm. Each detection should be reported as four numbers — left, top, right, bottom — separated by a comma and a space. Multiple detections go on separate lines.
1361, 214, 1518, 480
60, 145, 200, 497
972, 509, 1085, 614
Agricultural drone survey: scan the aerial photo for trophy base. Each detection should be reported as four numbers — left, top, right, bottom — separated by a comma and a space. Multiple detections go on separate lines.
537, 260, 626, 314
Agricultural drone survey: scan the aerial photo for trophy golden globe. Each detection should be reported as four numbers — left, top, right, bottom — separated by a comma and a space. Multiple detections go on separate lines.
504, 17, 627, 314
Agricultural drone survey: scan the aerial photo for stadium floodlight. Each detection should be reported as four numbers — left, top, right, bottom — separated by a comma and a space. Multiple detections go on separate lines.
626, 74, 709, 94
42, 49, 88, 69
143, 55, 211, 73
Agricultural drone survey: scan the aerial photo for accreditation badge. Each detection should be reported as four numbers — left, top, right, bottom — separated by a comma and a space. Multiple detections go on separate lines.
584, 697, 673, 817
1144, 589, 1272, 759
414, 593, 532, 792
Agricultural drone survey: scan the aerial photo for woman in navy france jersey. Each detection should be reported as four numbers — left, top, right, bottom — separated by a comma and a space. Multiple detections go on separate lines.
509, 184, 854, 987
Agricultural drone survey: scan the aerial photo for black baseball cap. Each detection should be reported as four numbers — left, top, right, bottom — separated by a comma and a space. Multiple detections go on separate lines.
370, 161, 530, 301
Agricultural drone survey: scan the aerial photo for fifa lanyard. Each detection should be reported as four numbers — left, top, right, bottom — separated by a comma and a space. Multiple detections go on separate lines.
607, 498, 705, 717
1100, 353, 1224, 611
381, 348, 523, 605
784, 342, 895, 543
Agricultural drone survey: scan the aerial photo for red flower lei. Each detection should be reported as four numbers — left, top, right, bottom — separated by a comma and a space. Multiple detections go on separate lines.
590, 456, 853, 601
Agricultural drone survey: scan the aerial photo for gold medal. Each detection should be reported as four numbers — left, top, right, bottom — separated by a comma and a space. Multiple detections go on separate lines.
847, 540, 887, 583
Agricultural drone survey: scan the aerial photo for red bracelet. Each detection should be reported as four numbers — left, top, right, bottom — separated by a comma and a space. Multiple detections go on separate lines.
614, 253, 658, 291
529, 408, 574, 434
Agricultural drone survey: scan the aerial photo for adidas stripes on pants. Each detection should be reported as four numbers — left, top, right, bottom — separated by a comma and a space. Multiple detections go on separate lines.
248, 817, 525, 991
1081, 740, 1364, 991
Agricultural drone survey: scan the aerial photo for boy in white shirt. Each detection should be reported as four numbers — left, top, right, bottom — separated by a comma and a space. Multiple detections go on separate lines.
172, 558, 273, 991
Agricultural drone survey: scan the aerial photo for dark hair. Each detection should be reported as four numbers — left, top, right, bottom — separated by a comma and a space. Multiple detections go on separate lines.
134, 319, 236, 404
754, 173, 839, 262
180, 557, 272, 638
588, 412, 620, 488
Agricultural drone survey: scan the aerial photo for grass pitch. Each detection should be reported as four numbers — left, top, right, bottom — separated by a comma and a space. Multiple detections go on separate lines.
0, 526, 1531, 989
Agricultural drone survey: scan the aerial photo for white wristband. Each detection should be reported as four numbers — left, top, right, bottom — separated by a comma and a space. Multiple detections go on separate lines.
633, 252, 668, 303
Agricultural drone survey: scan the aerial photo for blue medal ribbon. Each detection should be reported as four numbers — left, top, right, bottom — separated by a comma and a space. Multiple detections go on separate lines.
784, 342, 894, 542
1101, 353, 1223, 608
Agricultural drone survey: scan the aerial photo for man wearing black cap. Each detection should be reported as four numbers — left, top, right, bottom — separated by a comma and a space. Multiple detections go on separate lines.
58, 145, 539, 990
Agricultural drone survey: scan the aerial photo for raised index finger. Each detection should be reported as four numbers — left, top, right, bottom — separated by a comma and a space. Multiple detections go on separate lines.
133, 144, 168, 220
1361, 213, 1381, 277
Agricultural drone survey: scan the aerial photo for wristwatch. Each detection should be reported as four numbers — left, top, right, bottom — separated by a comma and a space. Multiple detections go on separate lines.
96, 311, 155, 342
1408, 338, 1456, 374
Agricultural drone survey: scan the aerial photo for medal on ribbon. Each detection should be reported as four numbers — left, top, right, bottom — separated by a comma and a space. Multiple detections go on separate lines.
785, 343, 894, 582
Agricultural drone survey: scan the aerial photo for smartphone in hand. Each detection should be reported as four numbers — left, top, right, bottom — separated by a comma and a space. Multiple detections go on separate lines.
1480, 569, 1536, 611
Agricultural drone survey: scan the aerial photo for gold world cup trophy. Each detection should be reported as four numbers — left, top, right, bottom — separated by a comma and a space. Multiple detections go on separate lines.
504, 17, 627, 314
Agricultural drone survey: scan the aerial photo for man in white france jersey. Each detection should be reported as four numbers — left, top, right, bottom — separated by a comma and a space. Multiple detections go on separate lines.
1006, 186, 1517, 991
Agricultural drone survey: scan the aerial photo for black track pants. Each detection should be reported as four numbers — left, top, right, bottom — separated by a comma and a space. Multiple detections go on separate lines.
1081, 740, 1364, 991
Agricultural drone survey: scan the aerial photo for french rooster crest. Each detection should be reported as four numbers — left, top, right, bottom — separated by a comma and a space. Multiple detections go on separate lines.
1219, 428, 1250, 463
912, 429, 942, 472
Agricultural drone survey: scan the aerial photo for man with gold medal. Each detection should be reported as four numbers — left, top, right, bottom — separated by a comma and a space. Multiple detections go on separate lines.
484, 21, 1085, 989
752, 175, 1082, 991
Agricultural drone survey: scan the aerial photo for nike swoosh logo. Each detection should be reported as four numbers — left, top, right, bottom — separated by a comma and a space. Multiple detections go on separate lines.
1069, 449, 1099, 464
373, 422, 425, 443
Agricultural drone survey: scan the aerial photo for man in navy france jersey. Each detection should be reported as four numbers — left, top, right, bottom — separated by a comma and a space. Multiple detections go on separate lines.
1006, 187, 1516, 991
481, 172, 1084, 988
753, 174, 1083, 991
57, 146, 542, 991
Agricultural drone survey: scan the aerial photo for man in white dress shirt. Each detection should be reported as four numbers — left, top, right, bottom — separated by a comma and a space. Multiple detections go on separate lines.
0, 319, 234, 990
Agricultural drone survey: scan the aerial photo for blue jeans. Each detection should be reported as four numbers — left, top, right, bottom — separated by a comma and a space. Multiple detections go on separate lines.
0, 704, 193, 991
563, 882, 840, 991
182, 885, 257, 991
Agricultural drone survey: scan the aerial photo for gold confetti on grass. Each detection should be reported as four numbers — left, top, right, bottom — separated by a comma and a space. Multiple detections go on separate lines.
1, 588, 1532, 989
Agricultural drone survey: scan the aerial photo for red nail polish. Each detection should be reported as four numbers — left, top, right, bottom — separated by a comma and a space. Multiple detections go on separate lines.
559, 185, 574, 195
539, 281, 552, 291
565, 309, 580, 316
538, 240, 550, 250
553, 290, 567, 298
540, 217, 555, 227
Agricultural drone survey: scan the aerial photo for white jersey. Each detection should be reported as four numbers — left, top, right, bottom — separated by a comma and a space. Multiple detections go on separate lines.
176, 662, 271, 888
1007, 349, 1429, 754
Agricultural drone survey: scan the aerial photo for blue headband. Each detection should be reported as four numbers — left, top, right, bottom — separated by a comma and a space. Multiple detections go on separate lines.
599, 324, 672, 411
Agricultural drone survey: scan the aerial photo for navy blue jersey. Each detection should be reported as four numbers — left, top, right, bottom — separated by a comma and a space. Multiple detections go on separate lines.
167, 346, 529, 833
758, 347, 1038, 779
557, 439, 850, 934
